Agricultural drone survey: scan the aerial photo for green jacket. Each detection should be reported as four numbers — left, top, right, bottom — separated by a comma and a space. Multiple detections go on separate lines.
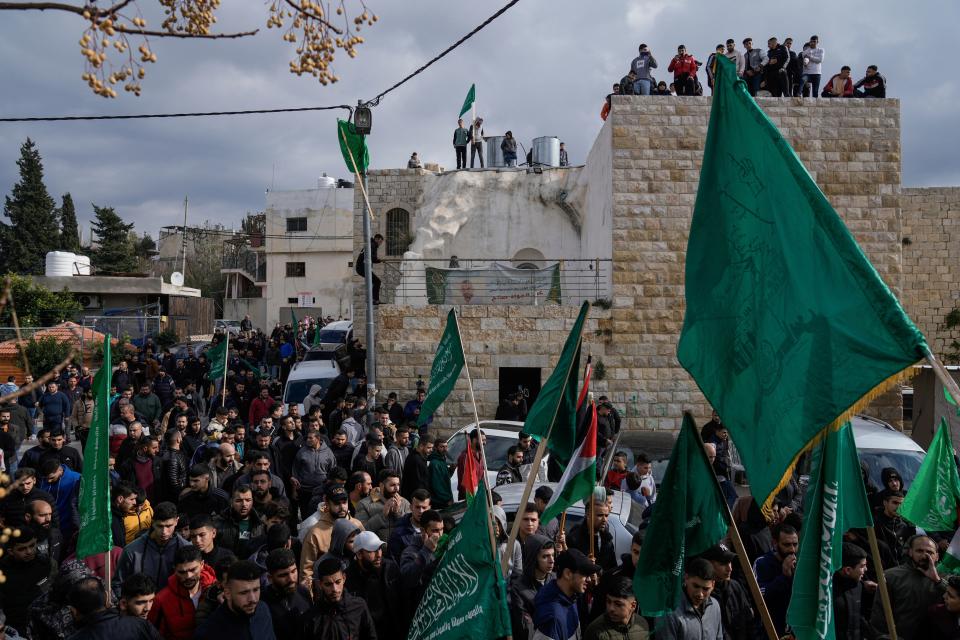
132, 392, 162, 424
584, 614, 649, 640
428, 451, 454, 508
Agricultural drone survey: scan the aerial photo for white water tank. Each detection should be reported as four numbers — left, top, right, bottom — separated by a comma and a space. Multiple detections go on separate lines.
532, 136, 560, 167
317, 173, 336, 188
74, 254, 91, 275
46, 251, 76, 276
485, 136, 505, 168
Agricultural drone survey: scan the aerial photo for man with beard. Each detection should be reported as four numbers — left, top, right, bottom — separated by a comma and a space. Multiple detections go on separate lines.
329, 429, 355, 471
24, 498, 62, 565
214, 485, 266, 558
133, 383, 162, 431
301, 557, 376, 639
356, 470, 409, 541
1, 467, 56, 529
250, 469, 290, 513
871, 535, 947, 640
119, 574, 158, 620
387, 489, 432, 562
189, 514, 236, 567
195, 560, 277, 639
753, 523, 799, 636
399, 509, 444, 612
345, 531, 403, 639
292, 429, 338, 520
300, 484, 364, 592
38, 457, 81, 543
67, 576, 161, 639
179, 464, 231, 518
149, 545, 217, 640
346, 471, 372, 517
47, 429, 83, 472
262, 548, 311, 638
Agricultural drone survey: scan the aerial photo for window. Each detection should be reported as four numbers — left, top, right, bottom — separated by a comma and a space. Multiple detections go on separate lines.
286, 217, 308, 232
286, 262, 306, 277
385, 208, 411, 256
287, 297, 298, 304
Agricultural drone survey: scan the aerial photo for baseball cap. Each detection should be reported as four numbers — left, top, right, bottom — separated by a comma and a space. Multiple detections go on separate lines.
326, 486, 349, 503
699, 543, 737, 563
354, 531, 386, 552
556, 549, 601, 576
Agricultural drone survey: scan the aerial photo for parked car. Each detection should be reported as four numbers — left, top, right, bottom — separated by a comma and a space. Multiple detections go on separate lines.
303, 342, 351, 371
214, 319, 242, 335
315, 320, 353, 347
442, 481, 638, 560
851, 414, 925, 490
445, 421, 547, 496
282, 359, 341, 414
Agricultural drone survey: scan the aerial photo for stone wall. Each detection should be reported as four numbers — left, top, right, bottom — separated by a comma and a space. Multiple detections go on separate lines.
901, 187, 960, 357
358, 97, 909, 433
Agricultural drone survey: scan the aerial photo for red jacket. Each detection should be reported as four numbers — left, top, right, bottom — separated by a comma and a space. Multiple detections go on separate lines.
248, 396, 275, 427
148, 562, 217, 640
668, 54, 699, 78
824, 74, 854, 97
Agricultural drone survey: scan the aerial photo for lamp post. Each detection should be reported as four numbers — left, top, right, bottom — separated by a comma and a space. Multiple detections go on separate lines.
355, 103, 377, 407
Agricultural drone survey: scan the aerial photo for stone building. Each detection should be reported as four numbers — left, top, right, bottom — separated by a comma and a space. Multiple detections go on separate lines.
353, 96, 960, 435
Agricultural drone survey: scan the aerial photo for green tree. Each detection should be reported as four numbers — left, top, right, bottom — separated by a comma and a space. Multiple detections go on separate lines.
16, 335, 76, 378
0, 274, 82, 326
0, 139, 60, 273
91, 205, 137, 273
58, 193, 82, 252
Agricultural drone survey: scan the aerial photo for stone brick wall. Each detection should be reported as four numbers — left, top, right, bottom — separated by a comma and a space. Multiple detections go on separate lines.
902, 187, 960, 357
358, 98, 910, 433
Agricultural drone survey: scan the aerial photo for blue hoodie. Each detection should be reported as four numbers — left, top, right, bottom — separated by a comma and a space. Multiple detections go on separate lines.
533, 579, 580, 640
39, 464, 81, 540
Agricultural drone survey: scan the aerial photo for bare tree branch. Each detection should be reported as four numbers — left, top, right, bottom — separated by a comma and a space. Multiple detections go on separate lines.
113, 25, 259, 38
281, 0, 342, 35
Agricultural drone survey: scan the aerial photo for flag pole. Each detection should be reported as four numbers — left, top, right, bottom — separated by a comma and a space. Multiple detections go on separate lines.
691, 418, 778, 640
220, 332, 229, 409
866, 526, 899, 640
452, 310, 500, 563
925, 349, 960, 413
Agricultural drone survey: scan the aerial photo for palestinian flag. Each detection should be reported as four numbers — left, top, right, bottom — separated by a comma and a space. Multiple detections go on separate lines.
541, 400, 598, 523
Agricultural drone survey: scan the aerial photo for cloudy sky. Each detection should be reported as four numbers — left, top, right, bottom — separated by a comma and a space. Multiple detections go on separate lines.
1, 1, 957, 240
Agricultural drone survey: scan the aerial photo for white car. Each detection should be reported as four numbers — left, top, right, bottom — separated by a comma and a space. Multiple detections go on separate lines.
282, 359, 341, 415
851, 414, 925, 489
315, 320, 353, 348
445, 421, 548, 496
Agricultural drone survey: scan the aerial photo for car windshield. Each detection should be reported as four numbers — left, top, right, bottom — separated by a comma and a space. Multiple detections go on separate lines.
317, 329, 348, 344
859, 449, 925, 491
220, 320, 241, 328
283, 378, 333, 404
304, 350, 335, 362
446, 433, 518, 471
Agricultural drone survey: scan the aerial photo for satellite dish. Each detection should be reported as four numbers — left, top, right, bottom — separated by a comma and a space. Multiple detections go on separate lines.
170, 272, 184, 286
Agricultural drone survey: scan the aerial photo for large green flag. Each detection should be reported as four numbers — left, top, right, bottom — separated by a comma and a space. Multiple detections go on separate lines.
899, 417, 960, 531
676, 54, 927, 509
418, 309, 465, 427
75, 335, 113, 559
522, 301, 589, 462
459, 83, 476, 118
407, 478, 510, 640
787, 423, 873, 640
633, 413, 728, 617
337, 119, 370, 174
206, 336, 228, 381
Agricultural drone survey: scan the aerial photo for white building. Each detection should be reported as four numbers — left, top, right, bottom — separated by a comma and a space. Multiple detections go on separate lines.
222, 178, 354, 329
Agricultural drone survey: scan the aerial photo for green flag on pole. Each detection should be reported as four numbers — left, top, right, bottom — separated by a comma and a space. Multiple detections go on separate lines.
407, 477, 510, 640
206, 337, 228, 381
418, 309, 465, 427
676, 54, 928, 509
522, 301, 589, 462
899, 417, 960, 531
75, 335, 113, 559
787, 423, 873, 640
633, 413, 728, 617
458, 84, 476, 118
337, 119, 370, 174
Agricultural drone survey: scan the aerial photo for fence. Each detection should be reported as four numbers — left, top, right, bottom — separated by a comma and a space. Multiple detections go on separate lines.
82, 315, 162, 348
378, 258, 612, 306
222, 249, 266, 282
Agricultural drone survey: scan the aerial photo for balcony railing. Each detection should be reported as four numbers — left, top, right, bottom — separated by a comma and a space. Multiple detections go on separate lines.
221, 249, 266, 283
378, 258, 611, 306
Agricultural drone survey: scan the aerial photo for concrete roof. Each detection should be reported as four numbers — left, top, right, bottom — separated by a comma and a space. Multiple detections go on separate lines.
33, 275, 202, 297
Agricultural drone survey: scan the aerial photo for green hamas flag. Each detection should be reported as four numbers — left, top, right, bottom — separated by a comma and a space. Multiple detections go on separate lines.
407, 478, 510, 640
634, 413, 727, 617
337, 119, 370, 174
76, 335, 113, 559
522, 301, 589, 462
418, 309, 465, 427
206, 336, 228, 381
676, 54, 927, 509
787, 423, 873, 640
899, 418, 960, 531
459, 83, 476, 118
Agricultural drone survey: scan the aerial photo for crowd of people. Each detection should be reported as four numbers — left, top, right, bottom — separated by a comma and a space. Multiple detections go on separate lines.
602, 36, 887, 118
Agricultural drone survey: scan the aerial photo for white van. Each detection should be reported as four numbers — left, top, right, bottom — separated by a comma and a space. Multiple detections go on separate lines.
282, 359, 341, 415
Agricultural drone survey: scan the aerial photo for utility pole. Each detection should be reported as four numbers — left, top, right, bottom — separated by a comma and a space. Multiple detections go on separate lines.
360, 165, 376, 407
180, 196, 189, 277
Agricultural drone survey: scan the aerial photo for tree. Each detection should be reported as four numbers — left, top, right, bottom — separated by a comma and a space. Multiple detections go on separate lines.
16, 335, 76, 378
91, 205, 137, 273
0, 274, 82, 327
0, 0, 377, 98
0, 139, 60, 274
58, 193, 82, 253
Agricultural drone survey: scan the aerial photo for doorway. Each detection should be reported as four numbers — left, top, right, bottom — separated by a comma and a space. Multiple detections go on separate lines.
498, 367, 542, 409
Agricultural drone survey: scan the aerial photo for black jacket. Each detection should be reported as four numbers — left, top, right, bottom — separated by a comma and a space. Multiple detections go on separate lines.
196, 601, 277, 640
0, 554, 53, 632
158, 448, 188, 503
714, 577, 755, 640
0, 486, 57, 529
69, 609, 161, 640
213, 506, 266, 557
510, 534, 555, 640
345, 557, 403, 640
179, 487, 230, 518
400, 450, 430, 500
834, 574, 876, 640
262, 583, 311, 639
567, 521, 617, 571
298, 592, 377, 640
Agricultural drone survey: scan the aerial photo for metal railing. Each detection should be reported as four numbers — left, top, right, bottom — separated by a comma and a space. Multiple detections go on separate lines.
378, 257, 611, 306
221, 249, 266, 282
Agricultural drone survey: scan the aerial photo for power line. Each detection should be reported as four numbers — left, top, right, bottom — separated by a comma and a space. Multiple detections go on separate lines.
0, 0, 523, 123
